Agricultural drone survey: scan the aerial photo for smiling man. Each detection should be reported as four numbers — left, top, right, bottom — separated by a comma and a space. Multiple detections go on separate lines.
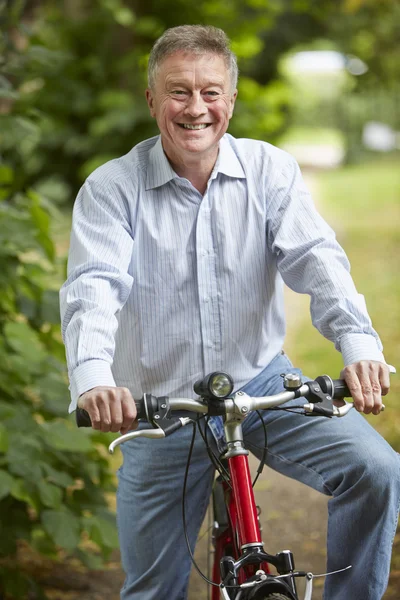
60, 25, 399, 600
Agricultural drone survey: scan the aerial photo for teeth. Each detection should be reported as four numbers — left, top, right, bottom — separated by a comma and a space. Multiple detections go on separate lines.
181, 124, 208, 130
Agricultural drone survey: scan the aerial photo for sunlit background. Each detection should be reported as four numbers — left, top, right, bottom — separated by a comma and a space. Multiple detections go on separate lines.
0, 1, 399, 598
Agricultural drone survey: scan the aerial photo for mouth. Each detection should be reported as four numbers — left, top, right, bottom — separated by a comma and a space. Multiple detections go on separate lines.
177, 123, 211, 130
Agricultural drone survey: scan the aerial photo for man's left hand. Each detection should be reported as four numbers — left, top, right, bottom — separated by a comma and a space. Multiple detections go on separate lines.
340, 360, 390, 415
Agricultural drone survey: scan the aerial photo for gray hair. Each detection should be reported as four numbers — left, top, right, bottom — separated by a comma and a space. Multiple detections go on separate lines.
148, 25, 238, 92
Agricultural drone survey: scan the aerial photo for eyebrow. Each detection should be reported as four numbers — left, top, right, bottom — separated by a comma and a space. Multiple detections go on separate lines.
166, 78, 225, 88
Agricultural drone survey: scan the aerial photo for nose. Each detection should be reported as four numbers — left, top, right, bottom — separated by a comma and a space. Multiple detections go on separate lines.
184, 92, 207, 117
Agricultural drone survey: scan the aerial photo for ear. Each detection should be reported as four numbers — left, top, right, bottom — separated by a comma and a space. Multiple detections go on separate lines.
146, 89, 156, 118
228, 89, 238, 119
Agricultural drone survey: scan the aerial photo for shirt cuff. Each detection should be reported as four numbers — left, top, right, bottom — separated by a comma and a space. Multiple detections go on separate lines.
68, 360, 116, 413
339, 333, 385, 366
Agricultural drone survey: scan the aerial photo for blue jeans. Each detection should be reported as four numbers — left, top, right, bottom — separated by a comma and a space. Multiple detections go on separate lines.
117, 352, 400, 599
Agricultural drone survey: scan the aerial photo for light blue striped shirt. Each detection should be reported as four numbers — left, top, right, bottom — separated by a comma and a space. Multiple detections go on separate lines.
60, 134, 384, 416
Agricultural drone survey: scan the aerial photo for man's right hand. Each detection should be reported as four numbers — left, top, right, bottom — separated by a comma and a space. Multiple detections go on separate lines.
77, 386, 138, 434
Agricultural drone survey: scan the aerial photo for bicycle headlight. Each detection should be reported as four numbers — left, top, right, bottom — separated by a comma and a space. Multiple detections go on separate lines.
193, 372, 234, 400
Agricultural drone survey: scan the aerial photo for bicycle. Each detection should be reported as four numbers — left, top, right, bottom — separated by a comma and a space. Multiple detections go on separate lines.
76, 370, 381, 600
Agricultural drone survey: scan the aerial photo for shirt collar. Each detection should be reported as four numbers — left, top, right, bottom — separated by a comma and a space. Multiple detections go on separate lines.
214, 135, 246, 180
145, 134, 246, 191
145, 137, 178, 190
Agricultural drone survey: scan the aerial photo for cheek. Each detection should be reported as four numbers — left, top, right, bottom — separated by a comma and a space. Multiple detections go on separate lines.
214, 101, 233, 123
161, 102, 180, 123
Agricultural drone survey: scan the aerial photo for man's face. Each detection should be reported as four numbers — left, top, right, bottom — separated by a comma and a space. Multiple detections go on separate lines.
146, 51, 237, 165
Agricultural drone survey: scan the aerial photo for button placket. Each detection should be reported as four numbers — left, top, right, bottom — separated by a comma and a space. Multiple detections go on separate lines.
195, 193, 221, 374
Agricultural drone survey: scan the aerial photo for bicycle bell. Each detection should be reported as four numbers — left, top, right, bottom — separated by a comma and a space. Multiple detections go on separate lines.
283, 372, 303, 390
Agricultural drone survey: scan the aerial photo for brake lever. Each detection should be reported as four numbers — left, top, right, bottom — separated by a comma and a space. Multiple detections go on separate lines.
304, 400, 353, 417
109, 427, 165, 453
108, 416, 193, 453
304, 400, 385, 418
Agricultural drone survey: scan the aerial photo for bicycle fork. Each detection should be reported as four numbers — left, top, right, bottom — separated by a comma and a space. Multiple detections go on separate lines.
211, 417, 299, 599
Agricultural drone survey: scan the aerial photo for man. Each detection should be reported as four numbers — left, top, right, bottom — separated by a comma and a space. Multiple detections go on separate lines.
60, 25, 399, 600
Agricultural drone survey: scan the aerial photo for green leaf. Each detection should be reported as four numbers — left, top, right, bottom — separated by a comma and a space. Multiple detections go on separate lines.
41, 463, 75, 488
0, 401, 17, 420
0, 115, 41, 154
0, 469, 14, 500
0, 88, 19, 99
10, 479, 39, 510
37, 480, 63, 508
231, 35, 264, 59
97, 89, 133, 110
0, 423, 9, 453
41, 421, 93, 453
0, 204, 38, 253
26, 45, 73, 73
84, 515, 119, 549
0, 164, 14, 185
7, 439, 44, 483
42, 509, 80, 550
74, 547, 104, 570
114, 7, 135, 27
38, 372, 70, 417
34, 175, 71, 205
27, 190, 55, 262
40, 289, 61, 324
4, 321, 47, 367
31, 527, 58, 557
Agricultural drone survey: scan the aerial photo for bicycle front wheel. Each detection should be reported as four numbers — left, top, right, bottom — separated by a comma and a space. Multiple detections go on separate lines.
262, 595, 292, 600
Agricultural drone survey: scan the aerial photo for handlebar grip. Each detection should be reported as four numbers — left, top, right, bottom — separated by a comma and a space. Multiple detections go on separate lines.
75, 397, 146, 428
331, 379, 351, 399
76, 407, 92, 427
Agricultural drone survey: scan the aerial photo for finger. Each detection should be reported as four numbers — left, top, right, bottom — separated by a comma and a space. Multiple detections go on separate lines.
109, 391, 124, 433
360, 380, 374, 414
370, 376, 383, 415
97, 392, 112, 432
341, 366, 364, 412
358, 362, 383, 415
120, 389, 137, 435
379, 363, 390, 396
79, 392, 102, 430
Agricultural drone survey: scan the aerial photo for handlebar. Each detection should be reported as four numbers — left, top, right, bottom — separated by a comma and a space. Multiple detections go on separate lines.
74, 374, 384, 453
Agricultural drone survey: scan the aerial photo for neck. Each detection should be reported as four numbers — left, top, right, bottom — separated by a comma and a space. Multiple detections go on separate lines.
163, 144, 219, 195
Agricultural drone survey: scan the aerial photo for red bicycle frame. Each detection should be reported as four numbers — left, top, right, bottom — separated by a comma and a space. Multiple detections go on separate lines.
211, 452, 271, 599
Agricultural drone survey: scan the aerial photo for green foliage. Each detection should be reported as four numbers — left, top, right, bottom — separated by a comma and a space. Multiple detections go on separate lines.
0, 5, 120, 597
0, 0, 298, 203
230, 76, 291, 141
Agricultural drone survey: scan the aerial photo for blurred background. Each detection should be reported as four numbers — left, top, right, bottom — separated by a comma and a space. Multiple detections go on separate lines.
0, 0, 399, 598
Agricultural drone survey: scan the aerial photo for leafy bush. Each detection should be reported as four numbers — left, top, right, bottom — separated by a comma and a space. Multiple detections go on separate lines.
0, 7, 119, 598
